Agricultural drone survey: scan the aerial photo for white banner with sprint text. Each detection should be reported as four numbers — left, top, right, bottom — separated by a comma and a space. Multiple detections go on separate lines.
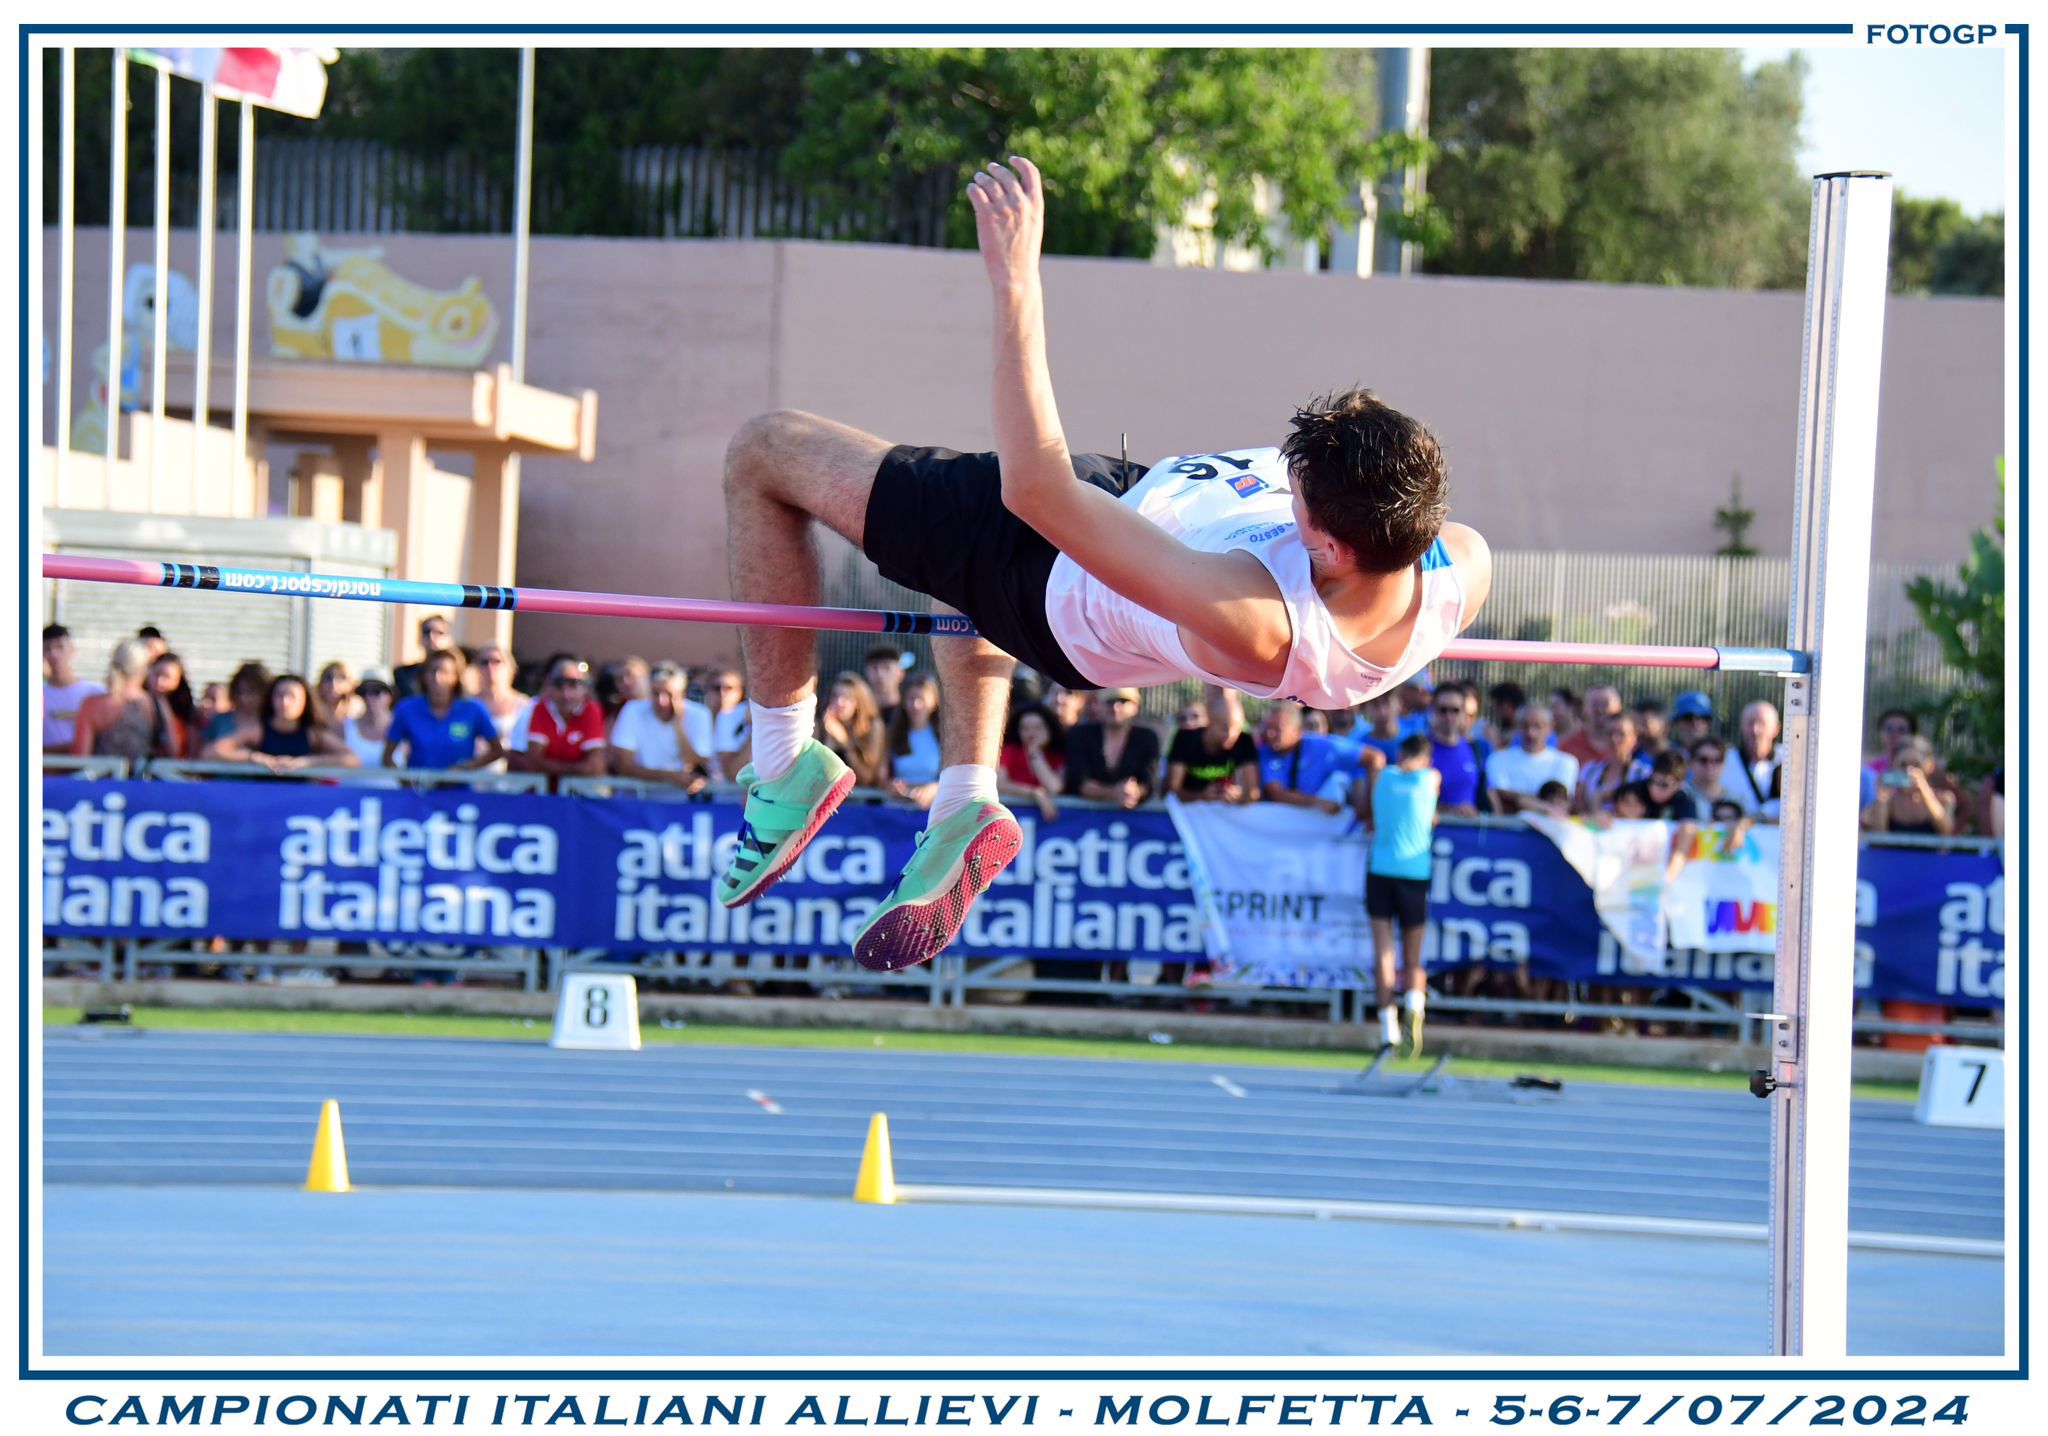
1164, 799, 1565, 990
1164, 799, 1370, 986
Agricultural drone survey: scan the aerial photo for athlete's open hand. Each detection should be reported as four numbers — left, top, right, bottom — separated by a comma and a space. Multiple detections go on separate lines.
967, 157, 1044, 299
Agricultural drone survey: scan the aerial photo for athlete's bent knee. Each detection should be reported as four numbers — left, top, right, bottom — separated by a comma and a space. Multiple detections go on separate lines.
724, 410, 821, 495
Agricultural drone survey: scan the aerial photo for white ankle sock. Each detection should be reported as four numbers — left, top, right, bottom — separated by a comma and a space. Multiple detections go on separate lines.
1379, 1005, 1400, 1046
1403, 989, 1426, 1015
749, 696, 816, 782
929, 764, 999, 826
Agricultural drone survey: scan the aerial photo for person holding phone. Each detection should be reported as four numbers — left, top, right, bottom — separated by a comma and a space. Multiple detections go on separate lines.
1862, 736, 1955, 835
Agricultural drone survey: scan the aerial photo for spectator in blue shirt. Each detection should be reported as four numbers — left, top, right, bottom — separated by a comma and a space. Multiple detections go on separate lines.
1355, 691, 1405, 765
1256, 701, 1360, 814
885, 672, 944, 809
1394, 676, 1434, 740
1425, 680, 1492, 816
384, 648, 505, 771
1366, 734, 1441, 1056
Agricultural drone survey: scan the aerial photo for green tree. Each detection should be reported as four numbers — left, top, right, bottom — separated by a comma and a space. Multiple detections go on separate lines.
1889, 193, 2002, 297
1929, 211, 2003, 297
1423, 49, 1809, 288
304, 48, 817, 234
1889, 192, 1973, 294
43, 49, 235, 228
1904, 462, 2004, 778
47, 47, 1435, 254
781, 48, 1433, 260
1713, 475, 1757, 558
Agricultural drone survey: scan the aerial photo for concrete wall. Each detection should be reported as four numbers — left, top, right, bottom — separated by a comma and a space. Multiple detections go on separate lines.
43, 227, 2003, 669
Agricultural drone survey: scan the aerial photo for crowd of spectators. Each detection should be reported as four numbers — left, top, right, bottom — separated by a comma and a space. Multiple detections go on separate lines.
40, 617, 2006, 1020
43, 619, 2005, 840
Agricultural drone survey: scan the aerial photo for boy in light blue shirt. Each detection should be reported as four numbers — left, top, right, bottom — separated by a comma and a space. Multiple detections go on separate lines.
1366, 734, 1441, 1055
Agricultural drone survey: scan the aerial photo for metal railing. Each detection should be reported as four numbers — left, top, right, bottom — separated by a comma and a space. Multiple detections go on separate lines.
43, 754, 130, 780
142, 759, 546, 793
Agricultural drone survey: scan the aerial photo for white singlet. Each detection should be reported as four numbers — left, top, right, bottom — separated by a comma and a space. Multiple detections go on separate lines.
1041, 446, 1468, 708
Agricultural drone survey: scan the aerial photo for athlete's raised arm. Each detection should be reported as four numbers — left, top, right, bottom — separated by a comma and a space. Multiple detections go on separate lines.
966, 158, 1264, 649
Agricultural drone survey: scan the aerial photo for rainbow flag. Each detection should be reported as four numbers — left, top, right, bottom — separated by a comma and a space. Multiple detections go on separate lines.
129, 47, 332, 119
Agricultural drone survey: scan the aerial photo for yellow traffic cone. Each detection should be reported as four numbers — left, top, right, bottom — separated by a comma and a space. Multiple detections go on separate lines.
852, 1112, 896, 1205
304, 1099, 352, 1193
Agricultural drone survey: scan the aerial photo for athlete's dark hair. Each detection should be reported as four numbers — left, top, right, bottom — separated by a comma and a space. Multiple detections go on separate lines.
1280, 388, 1449, 574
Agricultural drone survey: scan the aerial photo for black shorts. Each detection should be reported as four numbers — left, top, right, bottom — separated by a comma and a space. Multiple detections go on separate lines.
862, 445, 1147, 690
1365, 872, 1431, 930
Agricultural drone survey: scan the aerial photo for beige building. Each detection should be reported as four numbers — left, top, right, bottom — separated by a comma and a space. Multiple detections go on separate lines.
42, 227, 2001, 673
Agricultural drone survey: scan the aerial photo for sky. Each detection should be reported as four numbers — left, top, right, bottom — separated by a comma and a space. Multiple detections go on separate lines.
1743, 46, 2007, 216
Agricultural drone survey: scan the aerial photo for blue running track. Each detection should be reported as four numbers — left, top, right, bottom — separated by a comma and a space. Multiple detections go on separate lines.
39, 1030, 2005, 1359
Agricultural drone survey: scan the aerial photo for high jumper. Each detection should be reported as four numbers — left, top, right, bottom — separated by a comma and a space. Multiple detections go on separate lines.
715, 155, 1494, 971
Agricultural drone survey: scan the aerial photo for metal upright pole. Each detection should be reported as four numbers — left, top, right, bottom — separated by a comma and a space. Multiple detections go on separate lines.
148, 62, 171, 510
231, 98, 256, 517
192, 83, 219, 495
56, 48, 76, 495
1372, 47, 1431, 277
1766, 171, 1893, 1357
511, 45, 535, 383
104, 50, 128, 470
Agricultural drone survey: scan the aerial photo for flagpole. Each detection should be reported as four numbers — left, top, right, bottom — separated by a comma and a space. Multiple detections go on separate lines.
104, 50, 128, 473
193, 82, 219, 497
55, 48, 77, 497
512, 46, 535, 383
148, 59, 171, 511
231, 97, 255, 517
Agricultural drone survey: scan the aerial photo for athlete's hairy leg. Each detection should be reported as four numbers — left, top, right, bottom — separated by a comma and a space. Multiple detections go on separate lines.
715, 411, 891, 908
930, 605, 1012, 771
722, 410, 892, 708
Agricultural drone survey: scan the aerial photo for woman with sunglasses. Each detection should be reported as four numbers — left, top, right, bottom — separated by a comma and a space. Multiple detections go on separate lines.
472, 643, 533, 747
342, 675, 399, 776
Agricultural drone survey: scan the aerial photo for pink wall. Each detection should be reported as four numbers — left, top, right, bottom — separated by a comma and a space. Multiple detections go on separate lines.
43, 228, 2004, 669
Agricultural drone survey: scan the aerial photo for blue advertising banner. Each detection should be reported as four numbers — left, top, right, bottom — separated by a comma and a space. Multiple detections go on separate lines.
1856, 844, 2004, 1006
577, 795, 1198, 959
39, 779, 2001, 1006
39, 780, 1196, 963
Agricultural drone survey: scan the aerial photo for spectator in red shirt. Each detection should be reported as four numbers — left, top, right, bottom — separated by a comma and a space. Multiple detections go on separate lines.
1560, 684, 1621, 767
1547, 687, 1582, 750
999, 701, 1068, 822
510, 656, 608, 779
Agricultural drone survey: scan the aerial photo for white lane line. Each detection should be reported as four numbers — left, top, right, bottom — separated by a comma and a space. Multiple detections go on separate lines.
744, 1089, 783, 1116
1210, 1075, 1247, 1099
888, 1185, 2006, 1257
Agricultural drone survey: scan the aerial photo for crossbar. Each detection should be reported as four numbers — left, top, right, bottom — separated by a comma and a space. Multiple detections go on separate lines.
39, 553, 1809, 674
